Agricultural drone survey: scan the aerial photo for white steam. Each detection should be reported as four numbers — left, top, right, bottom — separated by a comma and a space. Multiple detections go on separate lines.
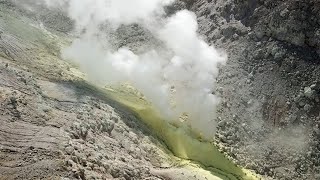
46, 0, 227, 138
43, 0, 173, 29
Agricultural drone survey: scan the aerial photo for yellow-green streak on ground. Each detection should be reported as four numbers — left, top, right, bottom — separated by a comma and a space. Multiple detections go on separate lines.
105, 86, 260, 180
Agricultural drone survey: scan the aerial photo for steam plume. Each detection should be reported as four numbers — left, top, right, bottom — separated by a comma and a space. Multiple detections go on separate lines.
46, 0, 227, 138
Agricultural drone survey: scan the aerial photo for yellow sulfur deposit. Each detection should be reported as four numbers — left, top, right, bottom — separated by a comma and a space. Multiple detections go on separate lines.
104, 85, 260, 180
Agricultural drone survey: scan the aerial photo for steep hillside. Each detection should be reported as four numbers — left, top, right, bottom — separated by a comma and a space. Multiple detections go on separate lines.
180, 0, 320, 179
0, 1, 236, 179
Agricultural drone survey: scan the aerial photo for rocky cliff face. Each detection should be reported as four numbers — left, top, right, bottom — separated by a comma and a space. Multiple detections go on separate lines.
182, 0, 320, 179
200, 0, 320, 50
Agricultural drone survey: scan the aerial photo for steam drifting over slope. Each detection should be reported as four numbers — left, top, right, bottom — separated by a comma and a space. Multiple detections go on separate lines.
46, 0, 227, 138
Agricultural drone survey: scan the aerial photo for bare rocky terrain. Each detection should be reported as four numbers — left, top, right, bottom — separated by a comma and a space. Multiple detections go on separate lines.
0, 0, 320, 180
0, 1, 228, 180
0, 57, 221, 180
174, 0, 320, 179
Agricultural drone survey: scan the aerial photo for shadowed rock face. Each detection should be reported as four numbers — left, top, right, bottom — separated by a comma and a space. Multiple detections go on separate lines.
188, 0, 320, 179
251, 0, 320, 50
193, 0, 320, 52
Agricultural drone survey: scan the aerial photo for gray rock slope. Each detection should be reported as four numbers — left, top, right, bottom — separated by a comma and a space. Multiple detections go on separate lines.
0, 1, 225, 180
174, 0, 319, 179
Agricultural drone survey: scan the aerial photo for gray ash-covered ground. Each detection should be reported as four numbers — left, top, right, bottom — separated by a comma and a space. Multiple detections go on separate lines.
0, 1, 225, 180
0, 57, 190, 180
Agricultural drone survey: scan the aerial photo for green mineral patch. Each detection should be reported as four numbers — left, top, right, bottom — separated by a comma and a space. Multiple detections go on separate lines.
104, 85, 260, 180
